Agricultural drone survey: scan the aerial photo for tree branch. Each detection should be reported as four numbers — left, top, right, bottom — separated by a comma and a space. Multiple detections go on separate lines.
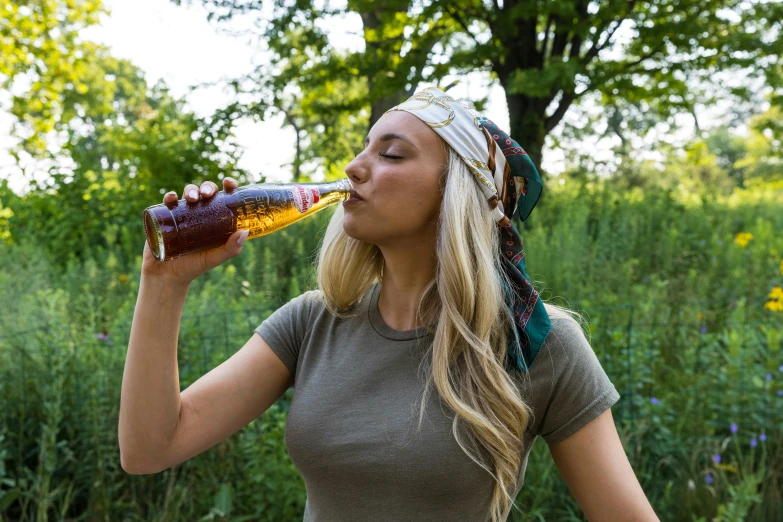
544, 89, 583, 133
445, 5, 482, 48
276, 105, 302, 182
622, 41, 665, 68
550, 17, 570, 59
540, 14, 553, 60
582, 0, 639, 64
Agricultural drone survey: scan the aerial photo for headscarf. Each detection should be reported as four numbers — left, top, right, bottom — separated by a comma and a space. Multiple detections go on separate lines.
385, 86, 552, 373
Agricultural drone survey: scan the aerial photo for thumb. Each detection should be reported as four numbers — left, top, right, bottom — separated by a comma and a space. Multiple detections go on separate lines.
203, 229, 250, 269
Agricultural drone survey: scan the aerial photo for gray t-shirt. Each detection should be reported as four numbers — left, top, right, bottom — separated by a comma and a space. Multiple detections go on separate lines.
255, 282, 620, 522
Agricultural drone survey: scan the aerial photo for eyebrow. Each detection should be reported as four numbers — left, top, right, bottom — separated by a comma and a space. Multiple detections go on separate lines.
364, 132, 419, 151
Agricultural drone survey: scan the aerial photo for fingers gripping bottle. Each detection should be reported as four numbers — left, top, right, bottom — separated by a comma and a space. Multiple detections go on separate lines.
143, 178, 353, 261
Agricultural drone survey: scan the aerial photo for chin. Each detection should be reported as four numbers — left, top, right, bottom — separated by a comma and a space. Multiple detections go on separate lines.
342, 221, 378, 245
341, 220, 363, 240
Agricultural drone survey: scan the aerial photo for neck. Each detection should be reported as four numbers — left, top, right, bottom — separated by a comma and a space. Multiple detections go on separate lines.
377, 242, 437, 332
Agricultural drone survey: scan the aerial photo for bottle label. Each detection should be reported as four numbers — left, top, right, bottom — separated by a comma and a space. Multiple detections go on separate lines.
292, 185, 320, 213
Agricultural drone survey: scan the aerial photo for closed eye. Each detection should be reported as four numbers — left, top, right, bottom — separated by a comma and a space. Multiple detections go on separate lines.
379, 153, 402, 160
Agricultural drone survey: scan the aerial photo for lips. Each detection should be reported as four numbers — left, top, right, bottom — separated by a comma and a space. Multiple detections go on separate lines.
350, 189, 364, 200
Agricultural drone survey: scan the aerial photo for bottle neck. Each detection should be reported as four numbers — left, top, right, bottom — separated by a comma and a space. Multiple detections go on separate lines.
318, 178, 352, 201
242, 178, 352, 200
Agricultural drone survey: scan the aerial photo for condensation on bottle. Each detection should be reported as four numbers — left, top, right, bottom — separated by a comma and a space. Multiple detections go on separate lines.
143, 178, 353, 261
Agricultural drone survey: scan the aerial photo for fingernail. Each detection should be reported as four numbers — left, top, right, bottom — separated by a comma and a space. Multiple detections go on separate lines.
202, 186, 213, 196
188, 189, 198, 200
236, 229, 249, 246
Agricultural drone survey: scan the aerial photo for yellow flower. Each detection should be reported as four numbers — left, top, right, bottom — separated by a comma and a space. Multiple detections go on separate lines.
769, 286, 783, 300
735, 232, 753, 248
764, 300, 783, 312
119, 274, 128, 283
717, 463, 737, 473
697, 312, 704, 320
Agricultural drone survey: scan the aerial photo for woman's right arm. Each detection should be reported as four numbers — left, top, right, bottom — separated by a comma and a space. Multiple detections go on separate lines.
118, 274, 190, 472
119, 177, 293, 474
118, 276, 292, 474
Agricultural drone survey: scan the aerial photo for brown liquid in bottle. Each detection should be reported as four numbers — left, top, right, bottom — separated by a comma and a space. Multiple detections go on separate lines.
143, 179, 353, 261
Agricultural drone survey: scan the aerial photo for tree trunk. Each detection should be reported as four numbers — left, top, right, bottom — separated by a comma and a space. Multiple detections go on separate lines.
503, 90, 556, 218
367, 89, 409, 128
359, 4, 414, 130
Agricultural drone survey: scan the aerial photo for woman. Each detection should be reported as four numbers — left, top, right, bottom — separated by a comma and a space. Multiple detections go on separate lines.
119, 88, 659, 521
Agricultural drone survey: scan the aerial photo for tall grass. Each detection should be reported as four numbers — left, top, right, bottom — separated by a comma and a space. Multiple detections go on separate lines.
0, 178, 781, 521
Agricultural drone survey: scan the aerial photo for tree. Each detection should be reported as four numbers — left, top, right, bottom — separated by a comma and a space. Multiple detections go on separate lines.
733, 105, 783, 185
174, 0, 782, 184
2, 11, 249, 261
3, 47, 248, 262
0, 0, 107, 158
1, 1, 253, 260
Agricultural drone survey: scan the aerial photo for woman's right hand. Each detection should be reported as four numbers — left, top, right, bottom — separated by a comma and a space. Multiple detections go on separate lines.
141, 177, 250, 286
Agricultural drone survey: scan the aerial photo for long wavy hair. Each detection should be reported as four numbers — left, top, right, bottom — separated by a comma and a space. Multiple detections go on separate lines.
314, 140, 584, 522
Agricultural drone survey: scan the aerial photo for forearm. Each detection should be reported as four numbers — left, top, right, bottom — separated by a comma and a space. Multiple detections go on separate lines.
119, 274, 189, 468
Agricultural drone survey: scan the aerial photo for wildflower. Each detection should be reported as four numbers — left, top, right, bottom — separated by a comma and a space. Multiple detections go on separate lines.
735, 232, 753, 248
779, 365, 783, 372
705, 473, 714, 485
687, 479, 695, 490
759, 433, 767, 442
767, 373, 773, 381
712, 453, 721, 464
700, 326, 707, 334
697, 312, 704, 320
765, 300, 783, 312
649, 397, 660, 405
730, 423, 738, 433
119, 274, 128, 283
769, 286, 783, 301
94, 330, 109, 341
750, 437, 757, 448
778, 390, 783, 397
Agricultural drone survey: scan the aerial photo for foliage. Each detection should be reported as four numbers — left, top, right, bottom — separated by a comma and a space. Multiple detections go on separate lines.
1, 174, 782, 521
0, 0, 107, 156
1, 48, 249, 263
1, 1, 782, 520
172, 0, 783, 175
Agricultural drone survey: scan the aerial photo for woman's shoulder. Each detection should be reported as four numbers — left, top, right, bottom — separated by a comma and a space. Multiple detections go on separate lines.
543, 304, 588, 336
291, 289, 325, 316
535, 304, 594, 364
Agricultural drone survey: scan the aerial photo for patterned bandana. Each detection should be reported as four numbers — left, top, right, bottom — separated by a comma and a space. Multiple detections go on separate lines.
385, 86, 552, 373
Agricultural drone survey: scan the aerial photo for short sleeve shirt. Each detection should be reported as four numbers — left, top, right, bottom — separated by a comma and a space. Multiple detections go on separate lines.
255, 282, 620, 521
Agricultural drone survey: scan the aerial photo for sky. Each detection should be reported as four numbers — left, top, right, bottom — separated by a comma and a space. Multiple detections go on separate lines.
1, 0, 718, 196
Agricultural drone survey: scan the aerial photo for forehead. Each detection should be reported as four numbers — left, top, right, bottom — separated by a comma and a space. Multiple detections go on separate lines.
369, 111, 439, 146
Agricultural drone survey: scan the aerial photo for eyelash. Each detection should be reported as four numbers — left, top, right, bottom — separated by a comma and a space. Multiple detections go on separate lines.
354, 149, 403, 160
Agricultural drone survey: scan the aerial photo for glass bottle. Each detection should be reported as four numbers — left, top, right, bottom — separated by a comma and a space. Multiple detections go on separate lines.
143, 178, 353, 261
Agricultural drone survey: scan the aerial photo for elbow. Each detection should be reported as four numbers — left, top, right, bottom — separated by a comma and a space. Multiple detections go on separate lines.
120, 449, 164, 475
120, 451, 143, 475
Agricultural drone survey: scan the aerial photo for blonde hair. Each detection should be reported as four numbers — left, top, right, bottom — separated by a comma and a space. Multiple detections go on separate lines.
315, 143, 583, 522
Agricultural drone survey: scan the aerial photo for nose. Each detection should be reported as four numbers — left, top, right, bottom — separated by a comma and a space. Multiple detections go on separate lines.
344, 150, 366, 180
